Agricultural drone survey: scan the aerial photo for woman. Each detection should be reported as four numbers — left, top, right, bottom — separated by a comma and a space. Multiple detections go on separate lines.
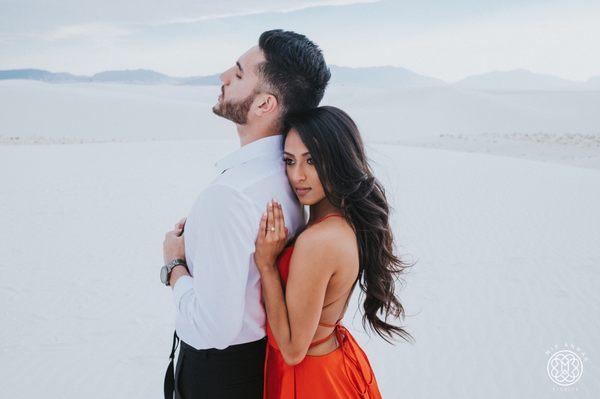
254, 106, 414, 398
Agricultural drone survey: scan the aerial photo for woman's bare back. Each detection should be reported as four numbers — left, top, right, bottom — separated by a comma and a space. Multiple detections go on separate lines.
294, 215, 360, 356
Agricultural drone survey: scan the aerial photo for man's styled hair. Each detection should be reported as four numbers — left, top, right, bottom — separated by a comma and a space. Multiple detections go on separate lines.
258, 29, 331, 123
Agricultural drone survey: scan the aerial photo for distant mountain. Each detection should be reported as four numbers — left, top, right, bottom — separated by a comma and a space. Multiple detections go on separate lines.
2, 67, 598, 91
0, 68, 89, 82
329, 65, 446, 88
0, 66, 445, 88
0, 68, 220, 85
91, 69, 177, 84
454, 69, 585, 91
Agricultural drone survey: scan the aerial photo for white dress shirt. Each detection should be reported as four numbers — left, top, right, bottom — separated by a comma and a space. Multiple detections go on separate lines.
172, 135, 305, 350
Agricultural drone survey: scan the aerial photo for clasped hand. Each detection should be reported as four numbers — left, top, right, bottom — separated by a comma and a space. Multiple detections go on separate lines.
254, 199, 289, 271
163, 217, 186, 264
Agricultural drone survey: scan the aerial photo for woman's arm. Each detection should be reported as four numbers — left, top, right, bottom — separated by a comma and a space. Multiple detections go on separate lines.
254, 200, 339, 365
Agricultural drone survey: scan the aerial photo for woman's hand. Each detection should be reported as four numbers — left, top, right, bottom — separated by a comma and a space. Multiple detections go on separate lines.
254, 199, 289, 271
163, 217, 186, 264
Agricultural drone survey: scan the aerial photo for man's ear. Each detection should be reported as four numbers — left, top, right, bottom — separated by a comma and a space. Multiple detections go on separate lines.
256, 93, 278, 115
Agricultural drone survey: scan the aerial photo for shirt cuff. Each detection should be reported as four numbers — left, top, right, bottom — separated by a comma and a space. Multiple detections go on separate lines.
172, 275, 194, 311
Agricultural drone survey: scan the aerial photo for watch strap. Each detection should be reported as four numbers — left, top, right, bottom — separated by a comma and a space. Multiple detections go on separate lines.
166, 258, 187, 271
163, 258, 187, 286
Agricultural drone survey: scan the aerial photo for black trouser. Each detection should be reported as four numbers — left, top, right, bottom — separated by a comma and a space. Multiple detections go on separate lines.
174, 336, 267, 399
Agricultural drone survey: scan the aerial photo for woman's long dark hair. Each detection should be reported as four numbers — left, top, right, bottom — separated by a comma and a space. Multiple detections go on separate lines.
283, 106, 415, 344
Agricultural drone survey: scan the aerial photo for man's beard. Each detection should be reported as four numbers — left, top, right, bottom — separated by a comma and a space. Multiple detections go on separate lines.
212, 90, 257, 125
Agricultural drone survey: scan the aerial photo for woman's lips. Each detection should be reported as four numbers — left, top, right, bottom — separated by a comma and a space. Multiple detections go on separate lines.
295, 188, 311, 197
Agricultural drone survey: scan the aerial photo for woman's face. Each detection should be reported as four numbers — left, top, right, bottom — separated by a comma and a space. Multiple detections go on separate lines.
283, 129, 326, 206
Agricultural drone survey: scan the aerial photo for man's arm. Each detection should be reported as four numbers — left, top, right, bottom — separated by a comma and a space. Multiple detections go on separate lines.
171, 184, 258, 349
169, 265, 189, 287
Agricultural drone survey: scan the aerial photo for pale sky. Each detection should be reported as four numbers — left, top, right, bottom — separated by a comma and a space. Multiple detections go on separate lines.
1, 0, 599, 82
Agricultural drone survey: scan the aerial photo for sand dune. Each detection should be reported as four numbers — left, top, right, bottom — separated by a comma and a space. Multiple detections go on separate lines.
1, 139, 599, 398
2, 80, 600, 143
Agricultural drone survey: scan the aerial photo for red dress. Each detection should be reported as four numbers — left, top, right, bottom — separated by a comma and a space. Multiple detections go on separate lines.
263, 214, 382, 399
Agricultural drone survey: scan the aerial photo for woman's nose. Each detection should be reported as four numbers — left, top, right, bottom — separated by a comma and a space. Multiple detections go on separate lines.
293, 167, 306, 182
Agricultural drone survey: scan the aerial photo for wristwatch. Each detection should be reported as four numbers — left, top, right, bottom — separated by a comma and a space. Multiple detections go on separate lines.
160, 258, 187, 286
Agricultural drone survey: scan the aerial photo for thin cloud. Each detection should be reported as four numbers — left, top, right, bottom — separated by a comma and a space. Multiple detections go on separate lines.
10, 0, 382, 48
152, 0, 383, 26
44, 23, 133, 43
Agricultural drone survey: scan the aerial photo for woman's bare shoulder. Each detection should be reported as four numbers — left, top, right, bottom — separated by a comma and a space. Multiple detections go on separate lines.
294, 217, 357, 263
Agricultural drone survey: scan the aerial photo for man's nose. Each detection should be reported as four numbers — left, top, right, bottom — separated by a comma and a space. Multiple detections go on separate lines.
219, 70, 229, 85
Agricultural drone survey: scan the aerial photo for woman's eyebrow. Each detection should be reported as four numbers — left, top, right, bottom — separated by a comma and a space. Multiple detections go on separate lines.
283, 151, 310, 156
236, 61, 244, 74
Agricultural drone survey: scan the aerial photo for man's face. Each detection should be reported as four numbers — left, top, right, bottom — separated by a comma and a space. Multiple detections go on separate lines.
212, 45, 266, 124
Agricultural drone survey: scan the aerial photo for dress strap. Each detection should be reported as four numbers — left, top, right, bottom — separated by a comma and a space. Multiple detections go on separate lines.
308, 328, 337, 348
309, 277, 358, 347
337, 325, 375, 396
308, 323, 376, 395
318, 319, 341, 328
309, 317, 343, 348
308, 213, 343, 226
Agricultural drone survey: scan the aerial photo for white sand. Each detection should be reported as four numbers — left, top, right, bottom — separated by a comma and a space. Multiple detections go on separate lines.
1, 140, 599, 398
2, 79, 599, 170
1, 81, 599, 398
385, 132, 600, 170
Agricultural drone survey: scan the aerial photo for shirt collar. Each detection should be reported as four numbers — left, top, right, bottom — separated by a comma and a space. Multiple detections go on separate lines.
215, 135, 283, 174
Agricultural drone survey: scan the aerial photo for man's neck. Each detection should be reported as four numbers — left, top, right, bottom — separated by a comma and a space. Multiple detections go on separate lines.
236, 123, 280, 147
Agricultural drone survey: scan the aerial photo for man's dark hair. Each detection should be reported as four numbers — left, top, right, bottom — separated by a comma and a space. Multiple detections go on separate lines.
258, 29, 331, 123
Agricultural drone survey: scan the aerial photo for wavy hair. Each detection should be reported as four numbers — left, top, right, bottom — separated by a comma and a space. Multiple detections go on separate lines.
283, 106, 415, 344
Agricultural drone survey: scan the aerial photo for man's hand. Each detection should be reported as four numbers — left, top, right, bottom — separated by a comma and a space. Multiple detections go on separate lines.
174, 217, 186, 236
163, 217, 187, 264
163, 217, 189, 287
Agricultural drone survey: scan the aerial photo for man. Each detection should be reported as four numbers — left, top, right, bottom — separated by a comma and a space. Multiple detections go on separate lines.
161, 29, 330, 398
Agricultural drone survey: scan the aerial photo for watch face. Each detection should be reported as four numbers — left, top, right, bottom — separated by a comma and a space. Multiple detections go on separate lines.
160, 266, 168, 284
